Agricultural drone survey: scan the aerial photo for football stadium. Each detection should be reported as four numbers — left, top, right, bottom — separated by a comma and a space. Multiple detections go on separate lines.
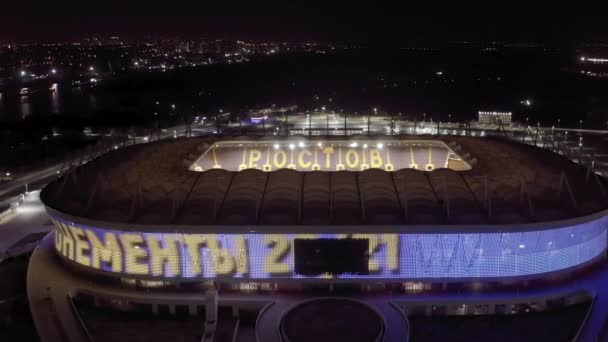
27, 135, 608, 341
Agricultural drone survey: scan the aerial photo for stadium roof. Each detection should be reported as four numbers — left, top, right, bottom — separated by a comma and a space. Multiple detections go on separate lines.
42, 136, 606, 226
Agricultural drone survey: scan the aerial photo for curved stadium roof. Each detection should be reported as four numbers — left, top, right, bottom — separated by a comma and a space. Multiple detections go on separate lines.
42, 135, 607, 227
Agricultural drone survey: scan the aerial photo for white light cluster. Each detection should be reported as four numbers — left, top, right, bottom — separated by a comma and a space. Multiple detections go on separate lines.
478, 111, 512, 116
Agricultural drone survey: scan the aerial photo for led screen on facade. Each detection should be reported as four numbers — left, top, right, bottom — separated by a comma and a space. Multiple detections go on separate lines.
49, 214, 608, 281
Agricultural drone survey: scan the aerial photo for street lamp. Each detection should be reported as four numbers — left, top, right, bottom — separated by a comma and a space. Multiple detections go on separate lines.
308, 112, 312, 136
344, 111, 348, 136
285, 111, 289, 136
326, 111, 330, 136
19, 70, 26, 77
368, 109, 373, 135
579, 120, 583, 129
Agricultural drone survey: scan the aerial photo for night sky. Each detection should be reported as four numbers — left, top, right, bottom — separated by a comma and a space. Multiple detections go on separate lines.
2, 1, 607, 43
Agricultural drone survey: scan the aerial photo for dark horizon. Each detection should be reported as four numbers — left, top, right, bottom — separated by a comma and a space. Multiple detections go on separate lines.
3, 1, 608, 44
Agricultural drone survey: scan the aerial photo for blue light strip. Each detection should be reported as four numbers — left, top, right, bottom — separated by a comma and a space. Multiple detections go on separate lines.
50, 214, 608, 280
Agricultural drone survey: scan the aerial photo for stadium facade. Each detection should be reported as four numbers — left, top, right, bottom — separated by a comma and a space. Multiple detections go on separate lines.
27, 135, 608, 341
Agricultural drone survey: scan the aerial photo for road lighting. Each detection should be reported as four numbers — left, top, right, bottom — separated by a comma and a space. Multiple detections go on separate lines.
19, 70, 26, 77
51, 68, 57, 75
579, 120, 583, 129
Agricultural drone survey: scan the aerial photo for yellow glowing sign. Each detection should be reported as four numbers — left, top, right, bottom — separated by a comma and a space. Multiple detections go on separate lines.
51, 218, 400, 279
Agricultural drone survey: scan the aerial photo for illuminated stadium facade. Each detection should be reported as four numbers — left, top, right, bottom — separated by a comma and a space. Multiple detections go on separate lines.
27, 135, 608, 341
47, 213, 608, 281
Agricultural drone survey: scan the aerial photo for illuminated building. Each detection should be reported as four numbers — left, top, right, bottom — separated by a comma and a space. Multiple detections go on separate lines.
478, 111, 512, 125
28, 135, 608, 341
